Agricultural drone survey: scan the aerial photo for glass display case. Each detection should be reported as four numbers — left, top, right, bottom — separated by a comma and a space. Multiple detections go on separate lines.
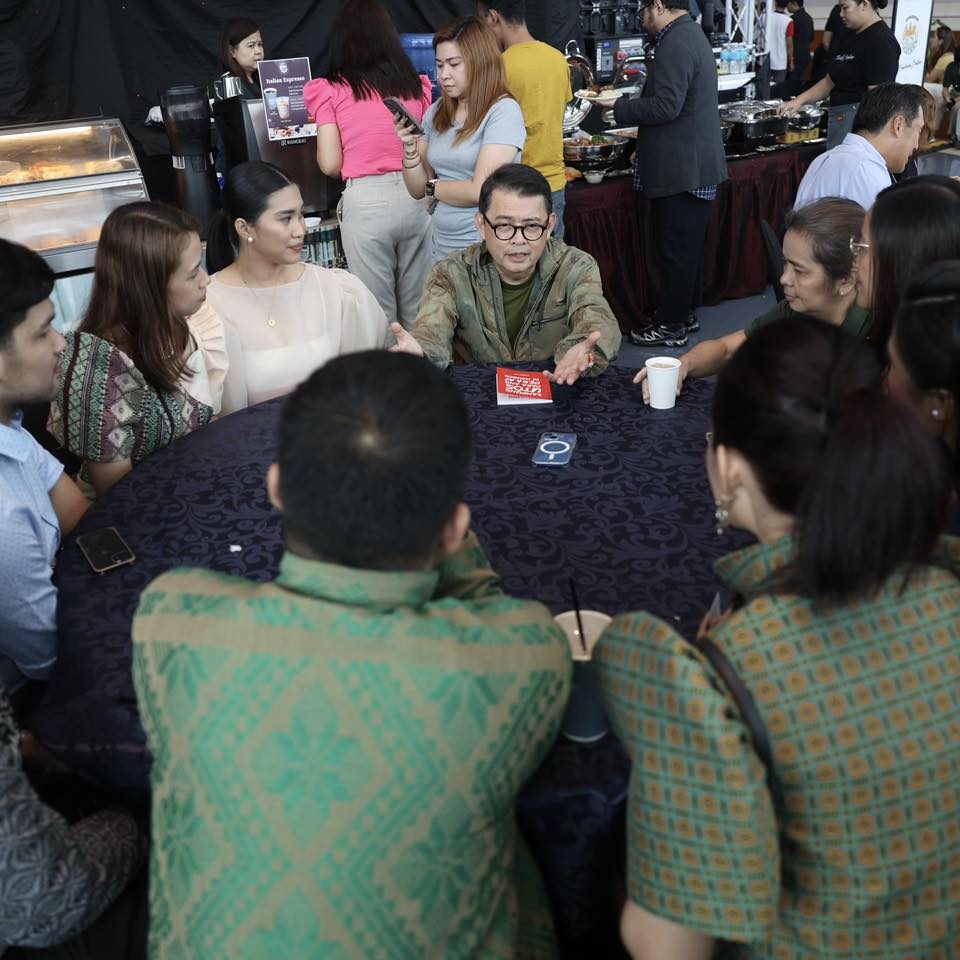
0, 117, 148, 274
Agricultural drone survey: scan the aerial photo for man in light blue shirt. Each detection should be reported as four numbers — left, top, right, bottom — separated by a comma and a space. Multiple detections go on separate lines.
0, 240, 88, 695
794, 83, 926, 211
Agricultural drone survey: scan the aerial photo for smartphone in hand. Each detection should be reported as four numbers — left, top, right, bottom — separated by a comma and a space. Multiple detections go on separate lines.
383, 96, 425, 136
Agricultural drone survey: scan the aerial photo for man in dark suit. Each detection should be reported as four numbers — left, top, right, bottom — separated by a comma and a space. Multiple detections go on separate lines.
612, 0, 728, 346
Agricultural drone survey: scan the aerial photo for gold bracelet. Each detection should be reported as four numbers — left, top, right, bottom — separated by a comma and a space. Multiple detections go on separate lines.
402, 159, 421, 169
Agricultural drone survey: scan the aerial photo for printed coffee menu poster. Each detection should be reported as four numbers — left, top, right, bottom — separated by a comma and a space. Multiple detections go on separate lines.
257, 57, 317, 141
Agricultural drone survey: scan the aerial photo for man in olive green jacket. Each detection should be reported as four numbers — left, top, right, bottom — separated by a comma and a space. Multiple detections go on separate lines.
392, 164, 621, 385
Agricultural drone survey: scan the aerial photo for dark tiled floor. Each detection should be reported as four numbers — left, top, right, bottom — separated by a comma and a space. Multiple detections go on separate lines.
611, 286, 777, 371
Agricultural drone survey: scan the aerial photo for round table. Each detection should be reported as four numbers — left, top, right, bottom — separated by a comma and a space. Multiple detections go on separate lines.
29, 363, 732, 953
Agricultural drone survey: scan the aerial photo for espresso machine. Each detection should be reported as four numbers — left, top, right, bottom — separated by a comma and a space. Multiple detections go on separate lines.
161, 83, 221, 237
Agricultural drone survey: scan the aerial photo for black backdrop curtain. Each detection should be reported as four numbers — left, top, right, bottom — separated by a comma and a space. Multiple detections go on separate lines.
1, 0, 581, 127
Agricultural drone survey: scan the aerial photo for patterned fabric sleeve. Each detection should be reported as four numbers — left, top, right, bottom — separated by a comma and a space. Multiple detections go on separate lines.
433, 530, 504, 601
50, 332, 145, 464
0, 691, 141, 948
551, 248, 621, 374
594, 611, 780, 944
409, 259, 458, 367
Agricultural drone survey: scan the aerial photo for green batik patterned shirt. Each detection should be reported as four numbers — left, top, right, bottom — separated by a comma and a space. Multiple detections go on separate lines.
595, 535, 960, 959
133, 531, 571, 959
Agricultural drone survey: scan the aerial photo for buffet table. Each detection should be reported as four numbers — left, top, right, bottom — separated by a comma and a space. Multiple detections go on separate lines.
565, 141, 825, 330
28, 366, 742, 955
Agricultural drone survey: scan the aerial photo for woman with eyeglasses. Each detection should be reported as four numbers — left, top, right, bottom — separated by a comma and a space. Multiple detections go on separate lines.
634, 198, 869, 403
394, 15, 526, 261
778, 0, 900, 147
597, 317, 960, 960
852, 175, 960, 352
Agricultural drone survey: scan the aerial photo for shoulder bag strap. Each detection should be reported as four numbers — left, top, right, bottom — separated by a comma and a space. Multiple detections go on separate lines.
692, 633, 775, 788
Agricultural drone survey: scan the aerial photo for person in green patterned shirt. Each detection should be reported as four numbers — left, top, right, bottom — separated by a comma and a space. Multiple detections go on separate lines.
132, 350, 570, 959
598, 319, 960, 958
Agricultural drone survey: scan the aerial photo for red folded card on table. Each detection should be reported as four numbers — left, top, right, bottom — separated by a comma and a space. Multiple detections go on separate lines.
496, 367, 553, 405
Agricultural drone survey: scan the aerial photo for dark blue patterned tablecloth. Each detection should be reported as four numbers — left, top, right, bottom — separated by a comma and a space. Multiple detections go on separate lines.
28, 363, 733, 954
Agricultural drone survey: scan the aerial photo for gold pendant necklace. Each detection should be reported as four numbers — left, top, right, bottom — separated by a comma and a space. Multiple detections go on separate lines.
238, 265, 283, 327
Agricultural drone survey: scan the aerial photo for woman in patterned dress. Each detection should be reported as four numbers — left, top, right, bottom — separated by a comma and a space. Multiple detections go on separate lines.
597, 318, 960, 958
49, 202, 227, 496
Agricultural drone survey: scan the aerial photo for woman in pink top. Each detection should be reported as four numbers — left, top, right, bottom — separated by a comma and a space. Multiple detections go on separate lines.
304, 0, 433, 330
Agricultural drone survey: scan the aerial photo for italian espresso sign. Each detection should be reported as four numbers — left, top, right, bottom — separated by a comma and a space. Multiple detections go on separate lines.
257, 57, 317, 141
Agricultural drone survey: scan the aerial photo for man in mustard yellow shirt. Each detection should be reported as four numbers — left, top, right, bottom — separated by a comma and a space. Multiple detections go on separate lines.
479, 0, 572, 238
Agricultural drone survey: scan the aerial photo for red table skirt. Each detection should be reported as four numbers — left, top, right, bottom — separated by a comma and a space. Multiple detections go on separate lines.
563, 142, 824, 331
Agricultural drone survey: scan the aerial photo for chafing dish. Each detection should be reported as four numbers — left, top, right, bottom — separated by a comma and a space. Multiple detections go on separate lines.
720, 101, 788, 147
563, 98, 593, 135
563, 132, 633, 171
787, 103, 825, 131
566, 49, 596, 94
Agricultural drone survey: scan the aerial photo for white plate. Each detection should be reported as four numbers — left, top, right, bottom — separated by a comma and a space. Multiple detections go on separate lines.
575, 89, 625, 102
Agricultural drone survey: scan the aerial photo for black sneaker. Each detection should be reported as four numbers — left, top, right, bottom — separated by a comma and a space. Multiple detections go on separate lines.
628, 323, 688, 347
642, 310, 700, 334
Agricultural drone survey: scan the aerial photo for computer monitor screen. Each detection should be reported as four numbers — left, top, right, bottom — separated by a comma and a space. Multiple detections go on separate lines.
400, 33, 438, 97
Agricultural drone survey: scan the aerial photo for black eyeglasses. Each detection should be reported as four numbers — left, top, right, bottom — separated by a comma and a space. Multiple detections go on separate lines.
849, 236, 870, 258
481, 215, 548, 242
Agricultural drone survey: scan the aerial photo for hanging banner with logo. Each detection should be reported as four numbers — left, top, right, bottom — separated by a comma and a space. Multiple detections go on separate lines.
892, 0, 934, 85
257, 57, 317, 142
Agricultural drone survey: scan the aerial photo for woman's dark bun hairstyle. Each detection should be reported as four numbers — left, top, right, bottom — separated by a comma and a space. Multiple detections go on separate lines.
713, 318, 949, 601
205, 162, 297, 273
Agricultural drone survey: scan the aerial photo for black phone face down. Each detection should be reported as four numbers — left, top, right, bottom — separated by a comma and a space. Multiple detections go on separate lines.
76, 527, 136, 574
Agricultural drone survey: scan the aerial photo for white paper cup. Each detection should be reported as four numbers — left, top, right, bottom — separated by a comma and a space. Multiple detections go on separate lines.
645, 356, 682, 409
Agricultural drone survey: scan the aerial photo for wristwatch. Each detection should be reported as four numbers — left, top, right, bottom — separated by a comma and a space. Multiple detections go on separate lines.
425, 178, 438, 198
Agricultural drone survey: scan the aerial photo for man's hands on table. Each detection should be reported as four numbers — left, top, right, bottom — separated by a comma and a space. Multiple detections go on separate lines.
389, 322, 424, 357
545, 331, 602, 386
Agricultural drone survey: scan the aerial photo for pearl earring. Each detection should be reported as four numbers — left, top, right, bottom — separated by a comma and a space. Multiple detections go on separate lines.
714, 494, 734, 536
247, 236, 254, 243
932, 408, 942, 420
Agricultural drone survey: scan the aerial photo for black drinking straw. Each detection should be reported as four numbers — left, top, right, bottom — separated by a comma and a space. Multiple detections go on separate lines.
569, 578, 589, 656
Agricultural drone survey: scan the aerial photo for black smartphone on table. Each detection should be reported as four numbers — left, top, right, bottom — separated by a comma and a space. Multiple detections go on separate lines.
383, 96, 425, 136
76, 527, 136, 575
